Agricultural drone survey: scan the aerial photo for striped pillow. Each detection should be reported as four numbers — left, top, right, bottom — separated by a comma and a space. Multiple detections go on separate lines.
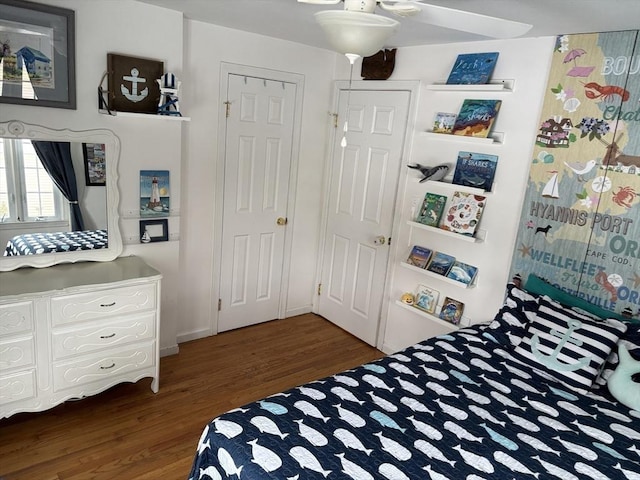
485, 283, 538, 348
511, 295, 625, 392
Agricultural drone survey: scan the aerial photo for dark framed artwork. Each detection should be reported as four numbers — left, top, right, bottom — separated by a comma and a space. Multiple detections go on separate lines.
0, 0, 76, 109
82, 143, 106, 186
140, 219, 168, 243
107, 53, 163, 114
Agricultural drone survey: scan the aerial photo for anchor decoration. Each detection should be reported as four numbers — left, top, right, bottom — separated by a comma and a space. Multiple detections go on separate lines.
531, 319, 590, 372
120, 67, 149, 103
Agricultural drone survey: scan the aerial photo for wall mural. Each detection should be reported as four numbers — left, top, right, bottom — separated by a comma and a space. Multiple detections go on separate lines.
509, 30, 640, 319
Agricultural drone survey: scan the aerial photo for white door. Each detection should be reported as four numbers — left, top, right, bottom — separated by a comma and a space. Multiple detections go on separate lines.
318, 88, 411, 345
218, 74, 297, 332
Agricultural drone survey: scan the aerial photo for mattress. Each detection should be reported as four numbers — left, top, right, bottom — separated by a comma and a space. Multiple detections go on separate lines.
188, 323, 640, 480
3, 229, 108, 256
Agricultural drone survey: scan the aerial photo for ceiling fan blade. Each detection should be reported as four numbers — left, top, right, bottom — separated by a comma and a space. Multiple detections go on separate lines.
378, 2, 421, 17
297, 0, 341, 4
411, 3, 532, 39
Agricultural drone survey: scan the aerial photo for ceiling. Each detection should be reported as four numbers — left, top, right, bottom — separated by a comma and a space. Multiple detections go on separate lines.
136, 0, 640, 51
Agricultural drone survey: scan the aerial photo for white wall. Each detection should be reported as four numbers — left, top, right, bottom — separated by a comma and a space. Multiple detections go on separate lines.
372, 37, 555, 353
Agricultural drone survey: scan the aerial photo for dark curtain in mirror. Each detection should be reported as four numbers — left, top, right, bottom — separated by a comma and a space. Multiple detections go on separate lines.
32, 141, 85, 231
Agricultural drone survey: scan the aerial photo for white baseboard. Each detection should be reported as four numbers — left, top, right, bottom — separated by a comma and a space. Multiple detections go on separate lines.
285, 305, 312, 318
177, 328, 212, 344
160, 344, 179, 357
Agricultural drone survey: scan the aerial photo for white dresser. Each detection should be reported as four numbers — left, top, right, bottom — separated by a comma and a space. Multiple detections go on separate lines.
0, 256, 161, 418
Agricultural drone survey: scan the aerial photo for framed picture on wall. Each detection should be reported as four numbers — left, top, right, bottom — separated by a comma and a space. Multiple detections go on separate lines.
140, 219, 168, 243
82, 143, 106, 186
0, 0, 76, 109
140, 170, 170, 217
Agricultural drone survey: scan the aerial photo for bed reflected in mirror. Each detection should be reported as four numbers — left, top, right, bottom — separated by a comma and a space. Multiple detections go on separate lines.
0, 120, 122, 271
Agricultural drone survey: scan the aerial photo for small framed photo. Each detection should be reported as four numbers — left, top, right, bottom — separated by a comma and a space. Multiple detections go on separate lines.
0, 0, 76, 109
82, 143, 106, 186
140, 219, 168, 243
414, 284, 439, 314
432, 112, 457, 134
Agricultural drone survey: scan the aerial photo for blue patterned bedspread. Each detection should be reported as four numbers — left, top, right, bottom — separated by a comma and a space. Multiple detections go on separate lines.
188, 325, 640, 479
4, 229, 108, 256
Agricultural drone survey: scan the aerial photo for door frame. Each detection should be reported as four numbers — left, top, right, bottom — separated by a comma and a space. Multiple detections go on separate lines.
313, 80, 419, 350
211, 63, 305, 334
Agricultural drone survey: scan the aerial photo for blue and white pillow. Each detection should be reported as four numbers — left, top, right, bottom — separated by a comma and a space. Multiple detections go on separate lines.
485, 283, 538, 348
511, 295, 625, 392
594, 321, 640, 389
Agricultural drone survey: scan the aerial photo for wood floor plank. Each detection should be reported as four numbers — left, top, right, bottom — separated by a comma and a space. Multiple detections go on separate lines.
0, 314, 384, 479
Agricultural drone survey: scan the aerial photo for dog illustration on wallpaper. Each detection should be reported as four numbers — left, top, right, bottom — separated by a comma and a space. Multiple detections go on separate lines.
535, 224, 553, 237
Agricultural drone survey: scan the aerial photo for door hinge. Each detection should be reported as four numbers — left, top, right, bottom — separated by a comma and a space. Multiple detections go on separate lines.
218, 299, 222, 311
388, 237, 392, 246
330, 112, 338, 128
224, 101, 231, 118
317, 283, 322, 295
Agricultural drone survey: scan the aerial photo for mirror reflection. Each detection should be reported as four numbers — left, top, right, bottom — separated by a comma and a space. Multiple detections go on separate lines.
0, 138, 107, 256
0, 120, 122, 271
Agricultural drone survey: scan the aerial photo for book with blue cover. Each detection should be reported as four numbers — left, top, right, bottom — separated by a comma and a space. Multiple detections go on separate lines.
406, 245, 433, 269
426, 251, 456, 276
452, 151, 499, 192
439, 296, 465, 325
452, 99, 502, 138
446, 260, 478, 285
446, 52, 499, 85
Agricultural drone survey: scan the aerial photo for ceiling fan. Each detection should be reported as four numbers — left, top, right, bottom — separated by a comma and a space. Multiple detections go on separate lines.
298, 0, 532, 56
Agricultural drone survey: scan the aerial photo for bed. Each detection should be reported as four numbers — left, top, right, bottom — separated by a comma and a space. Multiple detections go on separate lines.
3, 229, 108, 256
188, 283, 640, 480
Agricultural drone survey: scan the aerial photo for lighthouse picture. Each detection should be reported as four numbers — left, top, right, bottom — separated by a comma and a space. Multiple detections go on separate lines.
140, 170, 170, 217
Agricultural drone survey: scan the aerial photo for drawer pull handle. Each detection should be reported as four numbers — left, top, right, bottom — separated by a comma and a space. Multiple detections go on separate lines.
100, 302, 116, 307
100, 333, 116, 339
100, 363, 116, 370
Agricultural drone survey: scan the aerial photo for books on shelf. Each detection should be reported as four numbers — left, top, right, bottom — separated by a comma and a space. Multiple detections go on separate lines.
417, 193, 447, 227
414, 284, 440, 314
426, 251, 456, 276
406, 245, 433, 269
432, 112, 457, 134
446, 260, 478, 285
441, 191, 486, 237
439, 296, 465, 325
452, 151, 499, 192
452, 99, 502, 138
446, 52, 499, 85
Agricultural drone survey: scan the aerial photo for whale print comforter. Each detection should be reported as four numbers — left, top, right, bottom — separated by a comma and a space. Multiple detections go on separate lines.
188, 325, 640, 480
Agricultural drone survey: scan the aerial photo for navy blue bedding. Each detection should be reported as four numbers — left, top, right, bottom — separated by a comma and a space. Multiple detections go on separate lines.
3, 229, 108, 256
188, 325, 640, 479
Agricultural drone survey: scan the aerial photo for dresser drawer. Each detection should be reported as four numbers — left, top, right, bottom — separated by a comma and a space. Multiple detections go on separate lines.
0, 336, 35, 372
52, 311, 156, 359
51, 283, 156, 327
0, 301, 34, 336
0, 370, 36, 405
52, 342, 155, 391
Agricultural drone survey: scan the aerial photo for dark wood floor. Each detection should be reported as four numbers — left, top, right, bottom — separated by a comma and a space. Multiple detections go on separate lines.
0, 314, 384, 480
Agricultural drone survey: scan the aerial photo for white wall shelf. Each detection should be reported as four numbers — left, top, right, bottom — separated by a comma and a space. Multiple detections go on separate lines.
394, 300, 463, 330
422, 180, 490, 196
99, 110, 191, 122
408, 221, 483, 243
420, 131, 504, 145
400, 261, 475, 289
426, 79, 515, 92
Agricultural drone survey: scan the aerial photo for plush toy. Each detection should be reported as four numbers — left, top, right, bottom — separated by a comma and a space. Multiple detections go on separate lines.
607, 344, 640, 412
401, 293, 414, 305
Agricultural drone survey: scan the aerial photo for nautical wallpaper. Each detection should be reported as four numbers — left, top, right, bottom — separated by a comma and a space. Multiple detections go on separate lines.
509, 30, 640, 319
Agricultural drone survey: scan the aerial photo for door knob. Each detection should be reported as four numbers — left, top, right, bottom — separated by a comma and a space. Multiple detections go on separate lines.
276, 217, 288, 226
373, 235, 386, 245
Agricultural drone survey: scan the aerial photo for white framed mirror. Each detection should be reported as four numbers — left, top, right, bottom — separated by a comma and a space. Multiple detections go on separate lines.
0, 120, 122, 271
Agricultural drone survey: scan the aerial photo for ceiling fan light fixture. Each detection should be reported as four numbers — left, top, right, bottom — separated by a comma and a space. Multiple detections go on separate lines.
314, 10, 399, 57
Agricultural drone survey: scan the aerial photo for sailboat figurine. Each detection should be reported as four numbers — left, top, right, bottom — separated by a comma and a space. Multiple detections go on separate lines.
542, 171, 560, 198
141, 229, 151, 243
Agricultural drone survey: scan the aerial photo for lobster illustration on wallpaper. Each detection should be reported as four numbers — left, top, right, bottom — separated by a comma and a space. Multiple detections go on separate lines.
595, 269, 618, 302
583, 82, 630, 102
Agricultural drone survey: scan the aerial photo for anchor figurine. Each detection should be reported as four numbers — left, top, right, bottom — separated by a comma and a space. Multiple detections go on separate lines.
121, 67, 149, 103
156, 72, 182, 116
531, 319, 590, 372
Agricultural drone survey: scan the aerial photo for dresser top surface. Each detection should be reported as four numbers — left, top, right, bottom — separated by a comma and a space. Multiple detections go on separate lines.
0, 256, 161, 298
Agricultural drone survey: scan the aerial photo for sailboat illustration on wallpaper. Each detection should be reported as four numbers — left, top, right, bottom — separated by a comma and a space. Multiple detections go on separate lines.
542, 171, 560, 198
